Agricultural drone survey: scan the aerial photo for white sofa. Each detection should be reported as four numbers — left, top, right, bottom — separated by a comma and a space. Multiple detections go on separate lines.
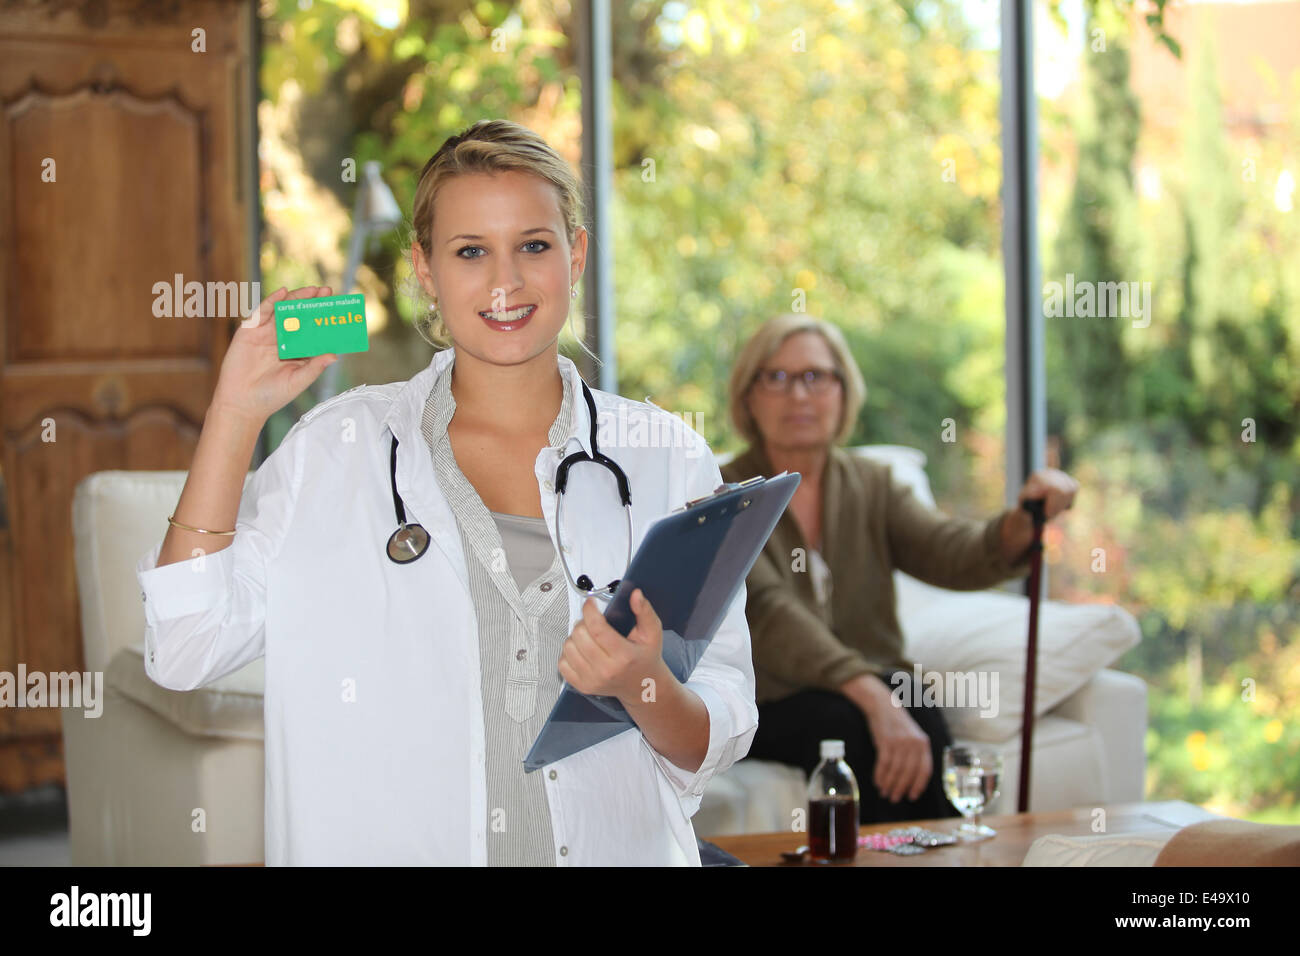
65, 444, 1147, 864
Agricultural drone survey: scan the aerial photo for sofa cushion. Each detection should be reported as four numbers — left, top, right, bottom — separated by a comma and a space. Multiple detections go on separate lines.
107, 645, 265, 740
895, 573, 1140, 744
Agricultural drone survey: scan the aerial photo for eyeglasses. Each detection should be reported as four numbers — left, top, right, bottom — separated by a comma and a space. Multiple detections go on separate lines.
751, 367, 843, 394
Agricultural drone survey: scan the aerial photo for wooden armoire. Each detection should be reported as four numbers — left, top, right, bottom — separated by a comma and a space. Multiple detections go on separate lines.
0, 0, 256, 792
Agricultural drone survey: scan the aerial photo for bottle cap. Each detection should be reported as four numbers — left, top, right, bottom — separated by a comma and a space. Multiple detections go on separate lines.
819, 739, 845, 759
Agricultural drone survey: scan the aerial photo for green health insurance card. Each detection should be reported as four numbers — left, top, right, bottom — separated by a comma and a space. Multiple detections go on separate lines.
273, 293, 369, 359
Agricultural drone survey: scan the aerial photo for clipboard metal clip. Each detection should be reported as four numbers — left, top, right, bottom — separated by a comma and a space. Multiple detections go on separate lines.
682, 475, 765, 512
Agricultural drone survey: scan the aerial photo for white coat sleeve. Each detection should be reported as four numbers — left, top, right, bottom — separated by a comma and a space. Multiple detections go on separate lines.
641, 437, 760, 819
135, 418, 306, 692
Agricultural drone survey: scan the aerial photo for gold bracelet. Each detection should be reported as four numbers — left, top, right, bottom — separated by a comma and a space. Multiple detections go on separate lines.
168, 513, 237, 536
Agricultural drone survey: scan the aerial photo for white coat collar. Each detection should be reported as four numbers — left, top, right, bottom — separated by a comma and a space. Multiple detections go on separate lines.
378, 347, 596, 457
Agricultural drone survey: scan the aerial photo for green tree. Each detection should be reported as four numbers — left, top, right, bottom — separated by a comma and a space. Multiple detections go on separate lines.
1045, 9, 1140, 455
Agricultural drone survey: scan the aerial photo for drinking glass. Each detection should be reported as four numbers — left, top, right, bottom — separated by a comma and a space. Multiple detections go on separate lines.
942, 745, 1003, 841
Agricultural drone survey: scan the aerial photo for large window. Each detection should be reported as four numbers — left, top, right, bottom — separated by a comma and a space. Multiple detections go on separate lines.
611, 0, 1007, 516
1036, 0, 1300, 821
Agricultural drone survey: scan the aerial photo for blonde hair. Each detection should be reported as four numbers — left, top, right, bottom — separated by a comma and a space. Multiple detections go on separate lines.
404, 119, 586, 348
728, 314, 867, 446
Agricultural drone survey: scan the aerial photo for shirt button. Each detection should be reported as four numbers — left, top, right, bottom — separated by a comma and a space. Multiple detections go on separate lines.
539, 582, 552, 592
548, 769, 557, 780
516, 649, 527, 661
141, 592, 146, 602
559, 845, 568, 857
544, 479, 554, 492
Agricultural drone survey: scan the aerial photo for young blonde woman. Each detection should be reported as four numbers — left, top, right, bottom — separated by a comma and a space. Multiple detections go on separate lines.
139, 120, 757, 866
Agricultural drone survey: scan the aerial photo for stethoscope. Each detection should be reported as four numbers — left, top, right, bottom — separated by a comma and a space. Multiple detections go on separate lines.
386, 379, 634, 599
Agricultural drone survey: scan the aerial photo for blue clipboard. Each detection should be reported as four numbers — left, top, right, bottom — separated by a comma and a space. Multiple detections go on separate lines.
523, 471, 801, 772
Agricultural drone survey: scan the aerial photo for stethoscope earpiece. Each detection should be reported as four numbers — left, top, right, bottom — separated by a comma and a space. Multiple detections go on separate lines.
553, 381, 633, 598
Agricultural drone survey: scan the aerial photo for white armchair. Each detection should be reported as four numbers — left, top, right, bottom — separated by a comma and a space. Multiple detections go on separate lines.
68, 470, 265, 865
65, 443, 1146, 863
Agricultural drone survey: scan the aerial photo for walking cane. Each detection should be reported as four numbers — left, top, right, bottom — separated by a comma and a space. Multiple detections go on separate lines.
1017, 498, 1047, 814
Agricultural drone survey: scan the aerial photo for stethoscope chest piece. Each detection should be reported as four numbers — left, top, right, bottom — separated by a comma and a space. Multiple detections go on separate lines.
387, 522, 430, 564
386, 434, 431, 564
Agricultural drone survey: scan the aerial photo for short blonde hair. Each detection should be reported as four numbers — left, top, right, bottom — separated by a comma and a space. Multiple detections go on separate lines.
406, 119, 586, 347
728, 314, 867, 446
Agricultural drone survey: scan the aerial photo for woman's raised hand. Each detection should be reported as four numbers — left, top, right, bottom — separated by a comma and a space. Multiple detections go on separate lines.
209, 285, 339, 426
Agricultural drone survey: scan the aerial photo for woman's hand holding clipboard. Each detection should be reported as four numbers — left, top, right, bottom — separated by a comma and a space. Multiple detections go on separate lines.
524, 472, 801, 771
558, 588, 665, 702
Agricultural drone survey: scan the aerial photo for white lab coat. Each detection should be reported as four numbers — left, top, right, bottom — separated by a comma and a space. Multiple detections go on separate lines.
136, 349, 758, 865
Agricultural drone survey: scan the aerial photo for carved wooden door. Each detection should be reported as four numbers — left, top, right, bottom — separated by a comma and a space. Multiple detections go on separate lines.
0, 0, 254, 791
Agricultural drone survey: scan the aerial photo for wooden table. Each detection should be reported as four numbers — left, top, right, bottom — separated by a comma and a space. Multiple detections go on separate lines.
706, 800, 1224, 867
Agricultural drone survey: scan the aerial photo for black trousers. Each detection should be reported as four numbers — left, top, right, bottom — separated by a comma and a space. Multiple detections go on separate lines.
747, 669, 962, 824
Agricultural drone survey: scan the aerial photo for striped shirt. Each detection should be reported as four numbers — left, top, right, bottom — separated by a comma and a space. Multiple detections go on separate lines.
420, 358, 574, 866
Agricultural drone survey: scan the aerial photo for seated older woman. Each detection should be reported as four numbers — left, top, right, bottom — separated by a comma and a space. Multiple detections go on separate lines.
721, 314, 1078, 824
